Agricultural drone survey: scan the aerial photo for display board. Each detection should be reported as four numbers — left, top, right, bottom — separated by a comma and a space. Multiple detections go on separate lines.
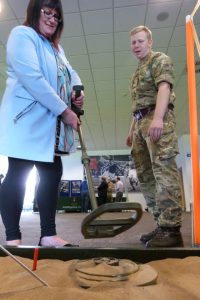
89, 155, 140, 193
57, 180, 81, 212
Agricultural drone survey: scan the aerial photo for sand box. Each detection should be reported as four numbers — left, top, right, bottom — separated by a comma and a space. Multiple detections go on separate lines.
0, 256, 200, 300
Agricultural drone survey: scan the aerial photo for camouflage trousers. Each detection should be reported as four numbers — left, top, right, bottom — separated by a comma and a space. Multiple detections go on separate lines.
131, 109, 182, 227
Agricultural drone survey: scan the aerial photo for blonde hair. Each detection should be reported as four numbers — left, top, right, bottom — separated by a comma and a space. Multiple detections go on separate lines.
129, 26, 152, 40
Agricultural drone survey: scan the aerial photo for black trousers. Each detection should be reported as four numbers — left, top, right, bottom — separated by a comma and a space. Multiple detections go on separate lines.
0, 156, 62, 241
81, 192, 91, 212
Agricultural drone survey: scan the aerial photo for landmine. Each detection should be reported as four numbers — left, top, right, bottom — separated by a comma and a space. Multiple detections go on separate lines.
75, 257, 158, 288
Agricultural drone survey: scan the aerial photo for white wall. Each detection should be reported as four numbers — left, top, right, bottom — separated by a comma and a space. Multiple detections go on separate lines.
0, 155, 8, 175
61, 151, 83, 180
127, 192, 147, 210
178, 134, 194, 212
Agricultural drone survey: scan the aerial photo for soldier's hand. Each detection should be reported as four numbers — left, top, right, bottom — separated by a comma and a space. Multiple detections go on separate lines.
148, 118, 163, 142
126, 134, 133, 147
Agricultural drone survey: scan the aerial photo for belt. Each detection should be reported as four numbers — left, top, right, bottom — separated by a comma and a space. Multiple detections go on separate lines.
133, 103, 174, 121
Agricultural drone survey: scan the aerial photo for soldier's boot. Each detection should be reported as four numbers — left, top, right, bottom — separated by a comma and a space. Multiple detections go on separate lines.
140, 227, 160, 244
146, 226, 184, 248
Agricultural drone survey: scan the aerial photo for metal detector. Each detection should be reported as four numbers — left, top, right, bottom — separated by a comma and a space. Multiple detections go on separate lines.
72, 85, 143, 239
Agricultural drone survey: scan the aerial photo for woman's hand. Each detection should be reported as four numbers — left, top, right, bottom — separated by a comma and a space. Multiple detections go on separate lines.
61, 108, 80, 130
71, 90, 84, 108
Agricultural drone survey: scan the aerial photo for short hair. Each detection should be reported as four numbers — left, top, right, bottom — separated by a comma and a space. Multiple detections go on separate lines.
129, 25, 152, 41
23, 0, 64, 47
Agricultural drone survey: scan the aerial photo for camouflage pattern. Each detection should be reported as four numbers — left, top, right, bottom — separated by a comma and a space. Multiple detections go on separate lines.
130, 51, 182, 227
131, 51, 176, 112
131, 110, 182, 227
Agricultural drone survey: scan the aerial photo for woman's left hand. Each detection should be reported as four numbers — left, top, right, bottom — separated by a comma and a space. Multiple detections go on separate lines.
71, 91, 84, 108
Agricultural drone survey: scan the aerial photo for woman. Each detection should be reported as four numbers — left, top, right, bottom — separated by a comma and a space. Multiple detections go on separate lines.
107, 178, 114, 202
0, 0, 84, 246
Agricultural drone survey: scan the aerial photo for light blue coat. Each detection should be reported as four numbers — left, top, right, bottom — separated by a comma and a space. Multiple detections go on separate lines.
0, 25, 82, 162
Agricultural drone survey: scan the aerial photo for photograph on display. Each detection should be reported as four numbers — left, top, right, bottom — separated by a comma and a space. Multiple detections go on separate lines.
60, 180, 70, 196
89, 155, 140, 193
71, 180, 82, 196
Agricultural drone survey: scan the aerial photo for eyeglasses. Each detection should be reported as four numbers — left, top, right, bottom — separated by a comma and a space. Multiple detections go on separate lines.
41, 8, 62, 23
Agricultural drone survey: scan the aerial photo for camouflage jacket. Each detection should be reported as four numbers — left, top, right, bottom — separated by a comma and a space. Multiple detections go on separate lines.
130, 51, 176, 112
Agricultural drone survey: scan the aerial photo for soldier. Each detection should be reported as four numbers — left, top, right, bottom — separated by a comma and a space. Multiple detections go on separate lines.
126, 25, 183, 247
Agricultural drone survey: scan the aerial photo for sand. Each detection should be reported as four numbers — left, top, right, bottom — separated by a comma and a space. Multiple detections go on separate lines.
0, 256, 200, 300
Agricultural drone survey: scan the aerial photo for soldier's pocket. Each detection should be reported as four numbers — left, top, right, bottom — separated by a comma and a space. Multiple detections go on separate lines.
153, 130, 179, 161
